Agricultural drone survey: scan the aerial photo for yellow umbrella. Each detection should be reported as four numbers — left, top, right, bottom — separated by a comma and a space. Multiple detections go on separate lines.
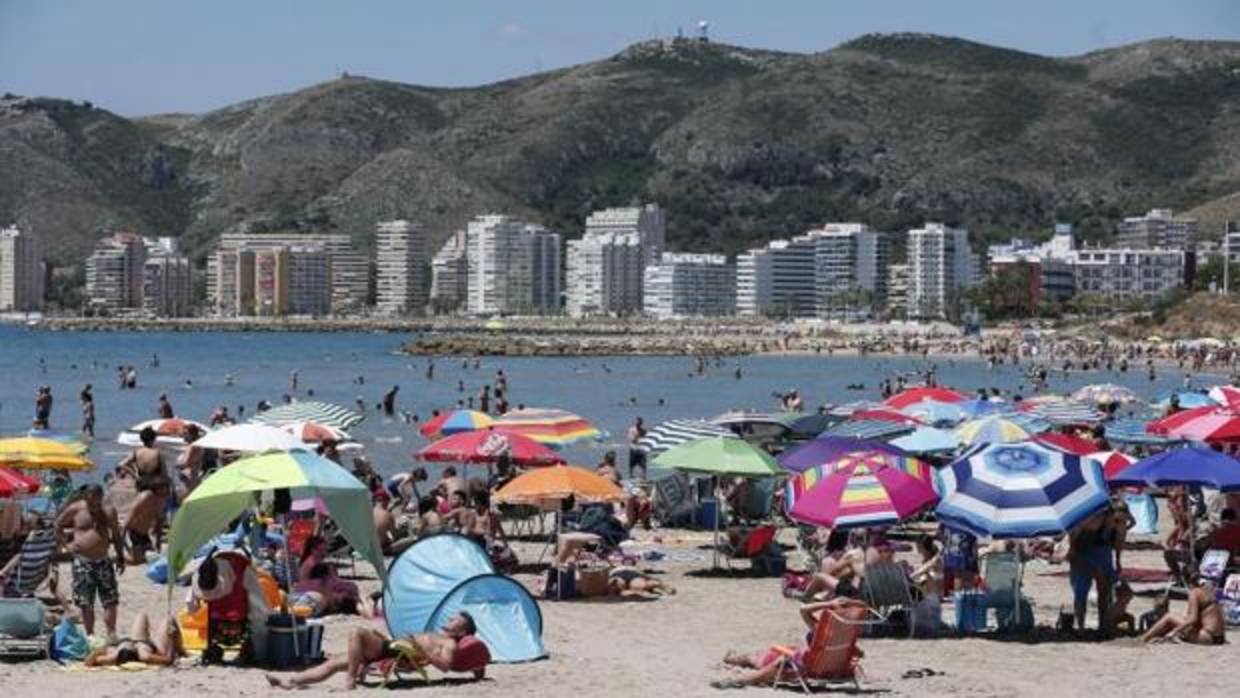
0, 437, 93, 471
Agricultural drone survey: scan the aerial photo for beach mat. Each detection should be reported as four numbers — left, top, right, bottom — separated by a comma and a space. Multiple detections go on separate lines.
1040, 567, 1171, 584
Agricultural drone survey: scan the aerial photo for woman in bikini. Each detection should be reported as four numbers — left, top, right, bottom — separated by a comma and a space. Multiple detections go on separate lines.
1141, 579, 1227, 645
84, 611, 184, 667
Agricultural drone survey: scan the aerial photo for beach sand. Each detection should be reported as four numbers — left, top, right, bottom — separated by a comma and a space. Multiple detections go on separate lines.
2, 526, 1235, 698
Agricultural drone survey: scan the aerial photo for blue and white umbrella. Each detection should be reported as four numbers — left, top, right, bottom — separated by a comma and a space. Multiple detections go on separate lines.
1104, 418, 1184, 447
827, 419, 915, 441
899, 401, 966, 426
1026, 400, 1105, 426
636, 419, 736, 455
935, 441, 1110, 539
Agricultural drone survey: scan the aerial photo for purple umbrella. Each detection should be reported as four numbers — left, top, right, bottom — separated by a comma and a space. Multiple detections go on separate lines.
1108, 447, 1240, 492
777, 435, 909, 474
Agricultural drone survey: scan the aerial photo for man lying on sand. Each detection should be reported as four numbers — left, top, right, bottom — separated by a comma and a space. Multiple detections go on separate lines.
84, 611, 183, 667
265, 612, 480, 690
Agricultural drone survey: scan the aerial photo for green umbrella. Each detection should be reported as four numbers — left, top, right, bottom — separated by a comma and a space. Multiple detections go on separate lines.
166, 449, 385, 584
653, 437, 780, 568
653, 437, 781, 477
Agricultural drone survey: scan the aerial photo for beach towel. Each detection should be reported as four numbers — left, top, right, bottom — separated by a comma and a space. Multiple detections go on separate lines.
1125, 494, 1159, 536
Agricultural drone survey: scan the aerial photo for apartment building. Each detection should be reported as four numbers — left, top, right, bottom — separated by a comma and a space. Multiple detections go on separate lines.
642, 253, 735, 319
0, 225, 44, 312
374, 219, 427, 316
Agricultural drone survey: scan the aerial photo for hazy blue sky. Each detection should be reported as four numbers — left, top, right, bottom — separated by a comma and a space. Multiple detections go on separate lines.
2, 0, 1237, 115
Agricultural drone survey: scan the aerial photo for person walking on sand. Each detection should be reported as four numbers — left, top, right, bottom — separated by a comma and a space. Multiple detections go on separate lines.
627, 417, 648, 480
80, 384, 95, 438
55, 484, 125, 641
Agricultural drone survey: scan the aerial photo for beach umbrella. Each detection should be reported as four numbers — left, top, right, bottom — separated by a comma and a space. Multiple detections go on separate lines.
1145, 406, 1221, 435
493, 465, 625, 505
1153, 391, 1218, 410
890, 426, 960, 454
1072, 384, 1140, 405
786, 413, 846, 440
653, 437, 781, 478
1207, 385, 1240, 410
1148, 408, 1240, 444
24, 428, 88, 454
280, 421, 352, 444
1016, 394, 1069, 409
1027, 401, 1105, 426
1031, 432, 1100, 456
251, 400, 364, 430
166, 449, 384, 580
955, 416, 1034, 446
785, 451, 938, 529
493, 408, 602, 447
1108, 447, 1240, 492
883, 387, 966, 409
826, 400, 881, 417
418, 410, 494, 440
826, 419, 916, 440
898, 400, 966, 426
1090, 450, 1137, 481
418, 429, 565, 467
956, 399, 1009, 419
851, 408, 924, 425
710, 411, 797, 436
778, 435, 908, 474
1105, 418, 1184, 447
636, 419, 737, 456
118, 417, 210, 448
192, 423, 305, 453
0, 437, 92, 471
0, 468, 40, 498
935, 441, 1111, 538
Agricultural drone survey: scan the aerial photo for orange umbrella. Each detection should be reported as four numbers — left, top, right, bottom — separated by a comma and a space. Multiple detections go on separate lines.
494, 465, 624, 505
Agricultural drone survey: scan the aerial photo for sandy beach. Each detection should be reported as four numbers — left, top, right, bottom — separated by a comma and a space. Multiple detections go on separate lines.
2, 514, 1234, 698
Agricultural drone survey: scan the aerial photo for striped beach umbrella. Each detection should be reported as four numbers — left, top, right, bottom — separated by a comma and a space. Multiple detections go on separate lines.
1148, 408, 1240, 444
890, 426, 960, 454
1090, 450, 1137, 480
786, 451, 938, 530
935, 441, 1111, 538
418, 410, 494, 440
1072, 384, 1140, 405
826, 419, 915, 441
494, 408, 602, 448
636, 419, 736, 456
251, 401, 364, 430
899, 400, 966, 426
883, 387, 966, 409
1032, 432, 1100, 456
777, 435, 908, 474
1105, 418, 1184, 447
418, 429, 565, 467
955, 416, 1034, 447
1207, 385, 1240, 410
1027, 401, 1105, 426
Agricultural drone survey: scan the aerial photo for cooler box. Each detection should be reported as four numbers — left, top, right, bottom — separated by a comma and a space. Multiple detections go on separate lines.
953, 591, 988, 633
266, 614, 324, 668
696, 499, 719, 530
177, 606, 208, 652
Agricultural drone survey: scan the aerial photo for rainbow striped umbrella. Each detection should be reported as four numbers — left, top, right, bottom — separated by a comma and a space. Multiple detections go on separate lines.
494, 408, 603, 448
418, 410, 494, 440
785, 451, 938, 530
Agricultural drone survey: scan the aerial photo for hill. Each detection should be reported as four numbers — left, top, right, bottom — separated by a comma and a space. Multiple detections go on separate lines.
4, 32, 1240, 268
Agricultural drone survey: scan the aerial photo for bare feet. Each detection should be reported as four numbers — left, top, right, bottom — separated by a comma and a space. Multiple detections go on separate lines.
265, 674, 291, 690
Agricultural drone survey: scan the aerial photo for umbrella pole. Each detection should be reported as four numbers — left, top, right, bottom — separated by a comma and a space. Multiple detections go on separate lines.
713, 477, 720, 569
281, 512, 301, 663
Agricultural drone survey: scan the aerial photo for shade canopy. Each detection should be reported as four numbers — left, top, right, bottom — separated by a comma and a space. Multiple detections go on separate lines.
384, 534, 545, 663
0, 437, 93, 471
935, 441, 1110, 539
494, 465, 623, 505
193, 423, 305, 453
890, 427, 959, 454
166, 449, 385, 580
785, 451, 937, 530
418, 429, 565, 467
251, 401, 364, 429
493, 408, 602, 447
1207, 385, 1240, 410
898, 401, 966, 426
883, 387, 966, 409
786, 414, 847, 440
1105, 418, 1184, 446
636, 419, 737, 455
1150, 409, 1240, 443
418, 410, 494, 440
1027, 401, 1105, 426
851, 408, 924, 425
777, 435, 908, 474
1108, 447, 1240, 492
653, 437, 780, 478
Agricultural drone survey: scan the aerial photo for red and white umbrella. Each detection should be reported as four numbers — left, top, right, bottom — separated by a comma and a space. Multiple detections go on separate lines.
0, 468, 40, 498
1207, 385, 1240, 410
1091, 450, 1137, 481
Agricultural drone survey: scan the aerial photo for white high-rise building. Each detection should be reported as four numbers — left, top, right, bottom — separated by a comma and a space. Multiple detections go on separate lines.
141, 237, 192, 317
86, 232, 147, 312
430, 230, 468, 314
584, 204, 666, 264
907, 223, 976, 320
812, 223, 888, 319
0, 225, 44, 313
374, 220, 427, 316
565, 232, 644, 317
465, 215, 561, 315
209, 232, 366, 314
734, 234, 818, 318
643, 253, 735, 319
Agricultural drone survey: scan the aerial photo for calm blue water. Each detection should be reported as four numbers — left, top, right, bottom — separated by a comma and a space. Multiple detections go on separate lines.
0, 324, 1222, 482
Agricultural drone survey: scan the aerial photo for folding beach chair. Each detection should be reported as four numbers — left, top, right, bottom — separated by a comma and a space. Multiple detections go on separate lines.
860, 560, 918, 638
771, 601, 872, 694
719, 525, 777, 570
0, 529, 57, 599
981, 551, 1029, 631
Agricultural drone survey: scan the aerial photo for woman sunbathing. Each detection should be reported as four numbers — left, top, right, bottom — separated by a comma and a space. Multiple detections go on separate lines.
84, 612, 184, 667
608, 566, 676, 597
1141, 580, 1227, 646
713, 598, 863, 688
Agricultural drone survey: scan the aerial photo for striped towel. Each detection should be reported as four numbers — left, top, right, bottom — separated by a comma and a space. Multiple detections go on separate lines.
4, 530, 56, 597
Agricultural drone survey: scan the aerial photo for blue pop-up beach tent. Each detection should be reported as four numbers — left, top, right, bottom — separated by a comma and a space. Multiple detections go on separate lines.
383, 534, 546, 663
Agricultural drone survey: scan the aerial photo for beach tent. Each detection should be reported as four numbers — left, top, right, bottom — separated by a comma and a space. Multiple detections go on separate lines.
383, 534, 546, 663
166, 449, 384, 581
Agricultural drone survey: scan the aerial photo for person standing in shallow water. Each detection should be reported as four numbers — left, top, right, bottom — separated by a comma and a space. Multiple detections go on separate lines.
80, 384, 95, 437
382, 385, 399, 417
156, 393, 174, 419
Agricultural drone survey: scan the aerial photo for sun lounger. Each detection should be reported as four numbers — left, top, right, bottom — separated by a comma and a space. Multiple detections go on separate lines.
771, 600, 872, 694
860, 560, 918, 638
0, 597, 49, 659
372, 635, 492, 685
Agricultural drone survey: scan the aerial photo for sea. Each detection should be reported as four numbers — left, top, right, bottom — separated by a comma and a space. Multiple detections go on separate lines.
0, 324, 1223, 483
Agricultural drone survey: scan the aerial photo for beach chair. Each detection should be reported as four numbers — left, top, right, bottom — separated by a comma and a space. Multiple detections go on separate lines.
733, 478, 776, 525
771, 601, 870, 693
371, 635, 492, 686
0, 597, 49, 659
284, 518, 318, 559
1124, 493, 1159, 536
981, 551, 1029, 631
860, 560, 918, 638
719, 525, 777, 570
0, 529, 57, 599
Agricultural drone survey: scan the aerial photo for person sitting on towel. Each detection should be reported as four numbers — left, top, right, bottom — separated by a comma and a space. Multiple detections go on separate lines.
264, 612, 487, 690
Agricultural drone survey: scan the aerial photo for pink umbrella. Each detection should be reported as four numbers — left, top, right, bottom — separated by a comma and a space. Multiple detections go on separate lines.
785, 450, 938, 529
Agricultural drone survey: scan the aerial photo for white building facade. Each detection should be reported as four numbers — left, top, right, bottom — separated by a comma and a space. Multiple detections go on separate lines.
565, 232, 643, 317
430, 230, 468, 314
86, 232, 148, 312
584, 204, 665, 264
1117, 209, 1197, 249
374, 219, 427, 316
907, 223, 976, 320
0, 225, 44, 312
812, 223, 888, 319
141, 237, 192, 317
465, 215, 561, 315
642, 253, 735, 319
1071, 248, 1187, 299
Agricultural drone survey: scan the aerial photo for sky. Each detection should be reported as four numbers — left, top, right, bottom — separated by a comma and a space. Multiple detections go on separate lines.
1, 0, 1238, 116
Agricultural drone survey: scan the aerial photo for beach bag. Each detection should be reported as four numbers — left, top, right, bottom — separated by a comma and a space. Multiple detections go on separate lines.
1124, 493, 1158, 536
543, 566, 577, 600
49, 618, 89, 662
782, 572, 810, 598
146, 556, 169, 584
953, 591, 988, 633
